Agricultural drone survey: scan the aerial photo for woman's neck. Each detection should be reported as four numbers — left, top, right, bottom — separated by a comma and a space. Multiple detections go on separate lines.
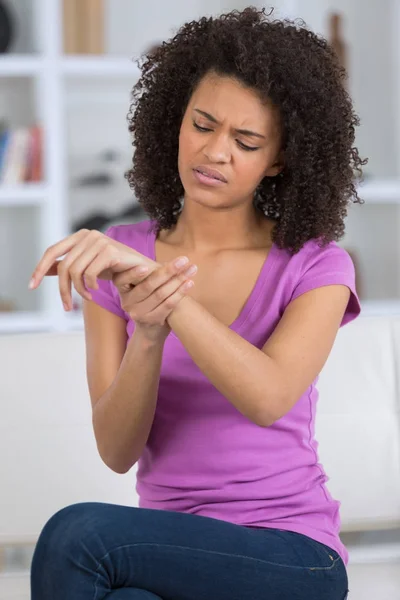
169, 205, 274, 253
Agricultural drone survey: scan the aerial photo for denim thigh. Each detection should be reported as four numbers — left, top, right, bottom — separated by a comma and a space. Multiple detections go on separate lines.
31, 502, 349, 600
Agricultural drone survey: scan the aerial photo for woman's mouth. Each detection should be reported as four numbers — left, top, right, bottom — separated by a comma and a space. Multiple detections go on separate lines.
193, 166, 227, 186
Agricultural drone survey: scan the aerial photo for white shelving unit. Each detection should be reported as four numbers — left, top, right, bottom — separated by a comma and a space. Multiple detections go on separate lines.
0, 0, 141, 334
62, 56, 141, 77
1, 0, 400, 334
0, 55, 43, 76
0, 183, 48, 205
0, 55, 140, 78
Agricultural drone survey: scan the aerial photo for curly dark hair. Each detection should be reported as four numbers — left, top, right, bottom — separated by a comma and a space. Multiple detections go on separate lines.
126, 6, 367, 253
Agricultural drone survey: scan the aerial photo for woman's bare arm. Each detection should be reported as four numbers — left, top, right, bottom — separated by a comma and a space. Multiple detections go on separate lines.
84, 300, 165, 474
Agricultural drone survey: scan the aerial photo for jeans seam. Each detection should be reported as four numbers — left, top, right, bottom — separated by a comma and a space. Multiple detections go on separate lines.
93, 541, 341, 596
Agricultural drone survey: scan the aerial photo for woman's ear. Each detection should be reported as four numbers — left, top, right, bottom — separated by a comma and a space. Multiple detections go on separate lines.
264, 151, 284, 177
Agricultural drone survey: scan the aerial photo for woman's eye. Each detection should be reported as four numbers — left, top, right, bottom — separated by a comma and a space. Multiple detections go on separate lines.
192, 121, 258, 151
193, 121, 212, 132
237, 140, 259, 152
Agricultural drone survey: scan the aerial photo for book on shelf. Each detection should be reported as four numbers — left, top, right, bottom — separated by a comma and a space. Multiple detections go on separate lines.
63, 0, 104, 55
63, 0, 83, 54
0, 125, 43, 185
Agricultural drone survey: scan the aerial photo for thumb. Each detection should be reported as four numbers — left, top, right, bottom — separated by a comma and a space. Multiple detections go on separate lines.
113, 265, 152, 292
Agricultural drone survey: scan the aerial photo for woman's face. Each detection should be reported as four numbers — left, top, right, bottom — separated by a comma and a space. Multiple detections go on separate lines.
178, 72, 283, 210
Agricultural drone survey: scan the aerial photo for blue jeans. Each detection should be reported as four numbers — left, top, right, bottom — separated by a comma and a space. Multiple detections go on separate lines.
31, 502, 349, 599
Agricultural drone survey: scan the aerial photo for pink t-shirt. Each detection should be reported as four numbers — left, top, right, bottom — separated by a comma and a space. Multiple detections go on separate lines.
89, 219, 361, 564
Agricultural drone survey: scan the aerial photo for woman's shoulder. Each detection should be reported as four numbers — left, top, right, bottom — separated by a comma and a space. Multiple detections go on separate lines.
276, 238, 355, 276
277, 239, 361, 326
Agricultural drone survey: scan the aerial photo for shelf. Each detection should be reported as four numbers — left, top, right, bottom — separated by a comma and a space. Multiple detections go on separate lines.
0, 55, 140, 78
0, 184, 48, 206
61, 56, 141, 78
357, 179, 400, 203
0, 55, 44, 76
0, 312, 51, 334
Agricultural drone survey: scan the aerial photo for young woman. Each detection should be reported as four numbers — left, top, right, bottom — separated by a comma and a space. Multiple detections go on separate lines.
30, 7, 365, 600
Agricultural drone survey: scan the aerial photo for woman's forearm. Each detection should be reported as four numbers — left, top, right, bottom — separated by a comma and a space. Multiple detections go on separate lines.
92, 329, 165, 474
167, 297, 285, 426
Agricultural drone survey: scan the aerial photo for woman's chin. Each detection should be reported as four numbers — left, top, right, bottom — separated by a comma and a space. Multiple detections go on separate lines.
185, 191, 233, 210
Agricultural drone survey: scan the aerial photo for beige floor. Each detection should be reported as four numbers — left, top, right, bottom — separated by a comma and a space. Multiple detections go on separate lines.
1, 562, 400, 600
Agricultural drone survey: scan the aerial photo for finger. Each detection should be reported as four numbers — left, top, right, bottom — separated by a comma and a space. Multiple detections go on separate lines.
57, 261, 72, 311
125, 257, 193, 304
113, 265, 152, 292
29, 230, 89, 289
57, 233, 106, 309
134, 266, 196, 315
97, 260, 156, 282
45, 245, 150, 281
67, 237, 114, 301
82, 245, 124, 291
145, 278, 195, 323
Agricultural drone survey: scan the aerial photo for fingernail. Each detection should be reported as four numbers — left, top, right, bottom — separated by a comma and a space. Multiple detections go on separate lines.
174, 256, 189, 268
28, 278, 35, 289
184, 280, 194, 290
136, 265, 149, 274
184, 264, 197, 276
63, 302, 70, 311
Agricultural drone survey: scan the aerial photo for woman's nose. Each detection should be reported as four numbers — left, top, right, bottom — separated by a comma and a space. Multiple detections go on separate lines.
203, 133, 231, 163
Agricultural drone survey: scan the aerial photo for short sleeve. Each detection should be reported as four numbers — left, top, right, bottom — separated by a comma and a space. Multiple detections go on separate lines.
86, 226, 127, 320
290, 243, 361, 327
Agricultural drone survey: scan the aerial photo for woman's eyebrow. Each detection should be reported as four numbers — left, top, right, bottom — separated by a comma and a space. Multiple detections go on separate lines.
193, 108, 266, 139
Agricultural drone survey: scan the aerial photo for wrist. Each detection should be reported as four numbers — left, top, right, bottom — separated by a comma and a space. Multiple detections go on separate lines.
166, 294, 191, 327
133, 323, 170, 347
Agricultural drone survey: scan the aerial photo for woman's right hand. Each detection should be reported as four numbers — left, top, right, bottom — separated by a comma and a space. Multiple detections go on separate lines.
112, 257, 197, 342
29, 229, 156, 311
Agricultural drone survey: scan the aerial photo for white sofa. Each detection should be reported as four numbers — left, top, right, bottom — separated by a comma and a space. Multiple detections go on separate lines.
1, 315, 400, 544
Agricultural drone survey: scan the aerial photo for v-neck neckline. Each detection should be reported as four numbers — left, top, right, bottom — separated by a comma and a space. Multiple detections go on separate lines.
146, 221, 277, 333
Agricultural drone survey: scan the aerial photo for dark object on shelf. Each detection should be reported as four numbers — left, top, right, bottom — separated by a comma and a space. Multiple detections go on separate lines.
328, 12, 347, 79
74, 172, 112, 187
119, 203, 146, 219
73, 149, 123, 188
0, 2, 14, 53
72, 212, 110, 233
101, 149, 119, 162
71, 202, 146, 233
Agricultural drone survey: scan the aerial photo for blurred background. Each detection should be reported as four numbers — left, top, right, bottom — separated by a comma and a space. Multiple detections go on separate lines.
1, 1, 400, 599
1, 0, 400, 331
